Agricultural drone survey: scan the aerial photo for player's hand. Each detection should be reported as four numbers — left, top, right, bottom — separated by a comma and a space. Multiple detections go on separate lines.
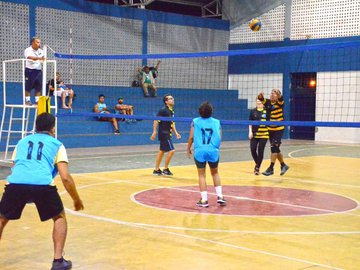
175, 132, 181, 139
187, 149, 192, 159
150, 132, 156, 141
74, 199, 84, 211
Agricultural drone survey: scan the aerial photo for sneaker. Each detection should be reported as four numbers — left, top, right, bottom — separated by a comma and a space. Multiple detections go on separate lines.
280, 165, 290, 176
114, 130, 120, 135
262, 168, 274, 176
254, 166, 260, 175
51, 258, 72, 270
25, 101, 33, 106
162, 168, 173, 176
153, 169, 162, 176
196, 199, 209, 208
217, 196, 227, 206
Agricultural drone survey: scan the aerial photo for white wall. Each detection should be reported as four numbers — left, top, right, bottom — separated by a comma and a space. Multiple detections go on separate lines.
316, 71, 360, 143
228, 73, 283, 109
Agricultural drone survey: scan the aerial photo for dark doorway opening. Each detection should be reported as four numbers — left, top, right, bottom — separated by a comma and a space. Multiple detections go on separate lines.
290, 73, 316, 140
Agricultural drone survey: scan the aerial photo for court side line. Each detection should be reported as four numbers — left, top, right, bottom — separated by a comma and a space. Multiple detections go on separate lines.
68, 147, 246, 161
67, 143, 315, 161
64, 208, 343, 270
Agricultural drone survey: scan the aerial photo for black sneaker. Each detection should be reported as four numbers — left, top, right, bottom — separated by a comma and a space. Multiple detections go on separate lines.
114, 129, 120, 135
153, 169, 162, 176
280, 165, 289, 176
254, 166, 260, 175
162, 168, 173, 176
262, 168, 274, 176
196, 199, 209, 208
51, 258, 72, 270
217, 196, 227, 206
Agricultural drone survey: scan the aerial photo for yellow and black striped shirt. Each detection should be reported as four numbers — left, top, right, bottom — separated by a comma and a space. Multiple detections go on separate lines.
262, 97, 285, 131
249, 108, 269, 139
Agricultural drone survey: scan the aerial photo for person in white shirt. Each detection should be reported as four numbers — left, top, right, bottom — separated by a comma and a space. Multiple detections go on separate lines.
24, 37, 45, 106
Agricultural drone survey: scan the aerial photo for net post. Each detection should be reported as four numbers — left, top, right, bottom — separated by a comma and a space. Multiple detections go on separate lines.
42, 45, 47, 96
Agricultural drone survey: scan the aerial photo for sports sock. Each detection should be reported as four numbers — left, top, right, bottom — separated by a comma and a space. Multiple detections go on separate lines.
215, 186, 223, 198
269, 162, 275, 169
200, 191, 208, 201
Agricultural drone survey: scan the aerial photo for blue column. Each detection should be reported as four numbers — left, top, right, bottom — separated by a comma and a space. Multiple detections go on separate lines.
142, 16, 148, 66
28, 2, 36, 40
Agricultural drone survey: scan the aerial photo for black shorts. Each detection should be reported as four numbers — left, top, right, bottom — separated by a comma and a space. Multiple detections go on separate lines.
25, 68, 42, 92
0, 184, 64, 222
159, 139, 174, 152
269, 129, 284, 146
194, 158, 219, 169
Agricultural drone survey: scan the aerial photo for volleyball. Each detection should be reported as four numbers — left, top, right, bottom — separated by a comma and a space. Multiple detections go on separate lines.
249, 18, 261, 31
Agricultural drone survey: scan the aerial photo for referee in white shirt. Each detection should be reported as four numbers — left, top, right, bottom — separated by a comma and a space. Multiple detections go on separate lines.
24, 37, 45, 106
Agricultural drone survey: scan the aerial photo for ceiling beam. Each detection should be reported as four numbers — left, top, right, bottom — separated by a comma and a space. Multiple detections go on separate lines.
156, 0, 204, 7
202, 0, 222, 18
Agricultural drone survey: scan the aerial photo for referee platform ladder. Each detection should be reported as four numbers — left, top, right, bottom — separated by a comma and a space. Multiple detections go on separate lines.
0, 105, 38, 163
0, 57, 57, 164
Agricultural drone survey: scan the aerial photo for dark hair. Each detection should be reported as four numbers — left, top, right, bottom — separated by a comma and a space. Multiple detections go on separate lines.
163, 94, 172, 104
36, 113, 55, 132
98, 94, 105, 98
199, 102, 213, 118
31, 36, 40, 43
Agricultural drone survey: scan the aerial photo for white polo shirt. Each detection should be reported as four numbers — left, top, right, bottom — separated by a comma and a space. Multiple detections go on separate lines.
24, 46, 44, 70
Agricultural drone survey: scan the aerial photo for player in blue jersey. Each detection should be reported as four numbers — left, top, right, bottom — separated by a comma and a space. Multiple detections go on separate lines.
187, 102, 226, 207
0, 113, 84, 270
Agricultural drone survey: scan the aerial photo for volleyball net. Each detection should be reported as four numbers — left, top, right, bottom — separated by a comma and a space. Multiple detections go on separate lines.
51, 40, 360, 124
3, 39, 359, 150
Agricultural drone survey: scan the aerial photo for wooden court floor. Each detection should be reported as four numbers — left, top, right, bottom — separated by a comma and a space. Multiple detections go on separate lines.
0, 141, 360, 270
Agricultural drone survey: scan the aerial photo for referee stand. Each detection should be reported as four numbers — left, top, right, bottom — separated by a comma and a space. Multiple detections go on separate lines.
0, 46, 57, 164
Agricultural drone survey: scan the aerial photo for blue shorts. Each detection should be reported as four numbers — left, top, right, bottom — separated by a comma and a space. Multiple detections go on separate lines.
25, 68, 42, 92
159, 139, 174, 152
194, 148, 219, 169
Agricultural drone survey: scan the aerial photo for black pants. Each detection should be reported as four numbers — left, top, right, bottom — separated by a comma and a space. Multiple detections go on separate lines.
250, 138, 268, 169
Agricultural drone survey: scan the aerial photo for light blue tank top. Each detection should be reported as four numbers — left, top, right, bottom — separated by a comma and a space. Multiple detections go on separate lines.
8, 133, 62, 185
193, 117, 221, 150
97, 103, 107, 112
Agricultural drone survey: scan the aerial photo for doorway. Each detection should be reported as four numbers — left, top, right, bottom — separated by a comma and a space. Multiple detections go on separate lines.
289, 72, 316, 140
